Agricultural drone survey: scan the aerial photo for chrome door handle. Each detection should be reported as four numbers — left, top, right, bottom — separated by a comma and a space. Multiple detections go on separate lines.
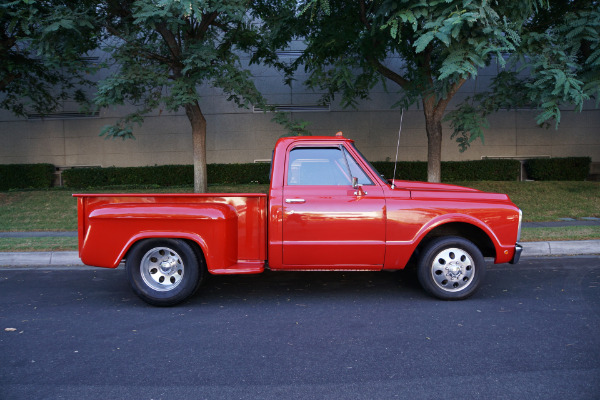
285, 199, 306, 204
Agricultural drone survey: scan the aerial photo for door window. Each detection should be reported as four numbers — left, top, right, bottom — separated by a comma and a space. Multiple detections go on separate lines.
287, 147, 349, 185
287, 147, 372, 186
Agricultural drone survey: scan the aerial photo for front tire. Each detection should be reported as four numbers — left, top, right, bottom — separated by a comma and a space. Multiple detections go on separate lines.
417, 236, 485, 300
126, 239, 205, 306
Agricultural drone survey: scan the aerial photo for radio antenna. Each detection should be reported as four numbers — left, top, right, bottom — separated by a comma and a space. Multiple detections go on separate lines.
390, 108, 404, 189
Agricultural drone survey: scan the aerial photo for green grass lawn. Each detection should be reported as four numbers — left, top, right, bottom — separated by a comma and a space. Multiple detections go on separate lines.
0, 237, 78, 252
0, 181, 598, 251
0, 184, 270, 232
0, 190, 79, 231
454, 181, 600, 222
521, 226, 600, 242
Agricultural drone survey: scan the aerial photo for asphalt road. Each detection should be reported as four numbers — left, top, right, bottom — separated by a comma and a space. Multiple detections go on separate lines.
1, 257, 599, 400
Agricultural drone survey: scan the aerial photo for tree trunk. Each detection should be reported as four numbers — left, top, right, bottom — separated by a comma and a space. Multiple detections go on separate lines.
185, 102, 208, 193
423, 98, 443, 183
425, 118, 443, 183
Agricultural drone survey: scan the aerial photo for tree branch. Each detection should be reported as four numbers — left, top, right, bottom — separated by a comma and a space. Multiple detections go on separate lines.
435, 77, 467, 117
358, 0, 371, 30
0, 35, 17, 52
359, 1, 409, 89
156, 22, 181, 60
105, 25, 174, 65
0, 73, 19, 92
369, 57, 409, 88
423, 45, 434, 88
199, 12, 219, 34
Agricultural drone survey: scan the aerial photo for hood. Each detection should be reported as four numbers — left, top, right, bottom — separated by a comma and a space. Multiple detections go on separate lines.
389, 179, 511, 202
389, 180, 480, 192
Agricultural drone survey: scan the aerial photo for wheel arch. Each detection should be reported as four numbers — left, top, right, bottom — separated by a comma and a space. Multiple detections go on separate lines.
414, 221, 496, 259
121, 233, 210, 268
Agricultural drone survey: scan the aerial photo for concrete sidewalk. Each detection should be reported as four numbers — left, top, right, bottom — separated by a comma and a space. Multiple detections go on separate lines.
0, 251, 83, 267
0, 240, 598, 267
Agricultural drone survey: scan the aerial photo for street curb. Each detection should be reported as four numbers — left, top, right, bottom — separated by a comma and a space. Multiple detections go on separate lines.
0, 251, 83, 267
521, 240, 600, 257
0, 240, 598, 267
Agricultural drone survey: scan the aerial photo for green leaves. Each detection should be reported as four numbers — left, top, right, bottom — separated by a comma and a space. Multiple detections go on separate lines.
300, 0, 332, 20
0, 0, 98, 116
99, 123, 137, 141
446, 2, 598, 150
500, 5, 598, 128
271, 113, 312, 137
445, 101, 489, 152
377, 0, 598, 150
95, 0, 270, 141
414, 31, 436, 53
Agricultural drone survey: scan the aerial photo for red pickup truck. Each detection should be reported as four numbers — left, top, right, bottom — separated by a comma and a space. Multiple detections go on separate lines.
75, 134, 522, 306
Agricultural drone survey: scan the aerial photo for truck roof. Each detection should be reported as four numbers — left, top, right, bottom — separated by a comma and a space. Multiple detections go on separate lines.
274, 133, 354, 148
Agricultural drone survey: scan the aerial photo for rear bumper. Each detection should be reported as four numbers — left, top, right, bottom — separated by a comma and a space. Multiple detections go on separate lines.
509, 243, 523, 264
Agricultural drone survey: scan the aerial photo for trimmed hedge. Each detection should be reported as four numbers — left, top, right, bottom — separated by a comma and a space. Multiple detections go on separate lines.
62, 165, 194, 188
442, 159, 521, 181
0, 164, 55, 190
371, 159, 521, 182
55, 156, 591, 189
371, 161, 427, 182
207, 163, 271, 185
525, 157, 591, 181
61, 163, 272, 188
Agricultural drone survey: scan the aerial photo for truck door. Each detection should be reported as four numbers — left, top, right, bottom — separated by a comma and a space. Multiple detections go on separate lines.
282, 145, 386, 269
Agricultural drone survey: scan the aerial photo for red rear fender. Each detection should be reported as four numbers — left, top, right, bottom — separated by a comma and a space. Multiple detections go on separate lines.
80, 203, 238, 269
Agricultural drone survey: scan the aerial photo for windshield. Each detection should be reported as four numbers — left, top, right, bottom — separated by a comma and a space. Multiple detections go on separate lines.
351, 143, 387, 185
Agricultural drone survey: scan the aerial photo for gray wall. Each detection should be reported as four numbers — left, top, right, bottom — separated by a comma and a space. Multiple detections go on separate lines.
1, 56, 599, 170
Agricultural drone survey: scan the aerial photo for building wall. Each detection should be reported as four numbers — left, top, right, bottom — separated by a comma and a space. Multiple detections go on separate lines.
1, 57, 599, 171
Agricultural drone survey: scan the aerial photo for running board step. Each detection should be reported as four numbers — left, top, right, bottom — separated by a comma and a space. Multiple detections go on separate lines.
210, 261, 265, 275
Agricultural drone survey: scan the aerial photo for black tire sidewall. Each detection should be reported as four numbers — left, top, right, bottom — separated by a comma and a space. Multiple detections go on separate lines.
126, 238, 202, 306
417, 236, 485, 300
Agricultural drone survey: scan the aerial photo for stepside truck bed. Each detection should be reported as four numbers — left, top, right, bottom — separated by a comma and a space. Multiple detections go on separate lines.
75, 193, 267, 274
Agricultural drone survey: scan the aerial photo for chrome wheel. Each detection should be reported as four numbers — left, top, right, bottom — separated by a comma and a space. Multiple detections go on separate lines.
430, 247, 475, 293
127, 239, 205, 306
418, 237, 485, 300
140, 247, 185, 292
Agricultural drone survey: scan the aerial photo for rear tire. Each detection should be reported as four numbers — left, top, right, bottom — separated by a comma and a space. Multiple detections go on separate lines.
126, 239, 205, 306
417, 236, 485, 300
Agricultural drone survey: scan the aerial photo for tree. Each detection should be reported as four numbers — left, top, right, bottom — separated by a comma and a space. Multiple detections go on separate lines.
95, 0, 277, 193
289, 0, 594, 182
447, 0, 599, 149
0, 0, 98, 117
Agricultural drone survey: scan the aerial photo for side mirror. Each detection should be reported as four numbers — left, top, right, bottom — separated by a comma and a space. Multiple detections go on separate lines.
352, 177, 367, 196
